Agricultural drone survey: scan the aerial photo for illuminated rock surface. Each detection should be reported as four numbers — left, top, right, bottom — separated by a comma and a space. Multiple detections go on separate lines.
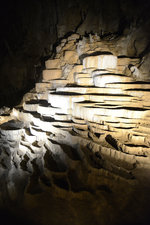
1, 34, 150, 225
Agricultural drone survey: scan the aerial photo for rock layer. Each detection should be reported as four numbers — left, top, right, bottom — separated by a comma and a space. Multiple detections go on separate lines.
1, 0, 150, 108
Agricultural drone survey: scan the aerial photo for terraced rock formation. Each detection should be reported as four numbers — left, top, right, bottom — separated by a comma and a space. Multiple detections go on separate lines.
0, 34, 150, 225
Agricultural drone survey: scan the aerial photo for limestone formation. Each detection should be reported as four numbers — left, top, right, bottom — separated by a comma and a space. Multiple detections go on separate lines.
0, 33, 150, 225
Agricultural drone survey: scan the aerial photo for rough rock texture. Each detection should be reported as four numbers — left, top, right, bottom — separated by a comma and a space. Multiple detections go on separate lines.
1, 34, 150, 225
1, 0, 150, 107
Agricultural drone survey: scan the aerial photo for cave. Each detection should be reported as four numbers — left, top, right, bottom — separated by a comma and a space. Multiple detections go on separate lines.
1, 0, 150, 225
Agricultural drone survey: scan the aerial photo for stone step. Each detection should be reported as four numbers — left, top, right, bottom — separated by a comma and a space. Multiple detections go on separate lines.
122, 144, 150, 156
83, 55, 117, 70
51, 121, 73, 128
20, 139, 32, 148
63, 50, 78, 64
100, 146, 137, 170
93, 114, 150, 125
93, 74, 134, 87
57, 88, 138, 104
73, 123, 88, 130
38, 104, 72, 115
71, 95, 137, 109
31, 117, 69, 134
115, 57, 140, 74
56, 86, 124, 95
23, 128, 37, 143
48, 93, 88, 109
23, 100, 42, 112
94, 103, 123, 109
96, 100, 147, 109
35, 82, 52, 92
53, 114, 71, 121
76, 77, 94, 86
0, 120, 23, 140
135, 156, 150, 169
61, 127, 73, 131
124, 89, 150, 99
106, 82, 150, 90
129, 135, 146, 146
29, 126, 47, 140
115, 66, 126, 74
104, 121, 137, 129
19, 143, 31, 155
72, 102, 150, 121
95, 102, 150, 110
22, 91, 38, 102
117, 57, 140, 66
15, 110, 34, 125
42, 69, 62, 81
89, 123, 110, 132
133, 124, 150, 135
82, 68, 96, 74
62, 40, 76, 52
49, 79, 68, 89
30, 142, 44, 154
67, 65, 83, 83
37, 104, 62, 116
37, 92, 48, 100
45, 59, 61, 69
91, 69, 114, 78
36, 80, 68, 92
0, 115, 12, 125
73, 127, 88, 137
25, 99, 48, 108
74, 73, 91, 82
71, 117, 86, 124
31, 118, 55, 133
88, 123, 132, 144
88, 94, 136, 102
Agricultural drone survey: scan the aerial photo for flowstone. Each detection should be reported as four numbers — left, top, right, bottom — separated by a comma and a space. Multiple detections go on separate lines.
0, 33, 150, 225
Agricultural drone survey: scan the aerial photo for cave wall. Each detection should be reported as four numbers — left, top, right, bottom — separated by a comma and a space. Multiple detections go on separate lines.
1, 0, 150, 107
1, 33, 150, 225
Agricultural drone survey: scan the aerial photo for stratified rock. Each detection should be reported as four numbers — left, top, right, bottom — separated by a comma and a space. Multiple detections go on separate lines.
43, 69, 62, 81
45, 59, 61, 69
83, 55, 117, 70
94, 74, 134, 87
0, 33, 150, 225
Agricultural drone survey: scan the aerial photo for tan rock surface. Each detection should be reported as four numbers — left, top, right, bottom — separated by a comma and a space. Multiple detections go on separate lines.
83, 55, 117, 69
63, 50, 78, 64
0, 34, 150, 225
45, 59, 61, 69
43, 69, 62, 81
